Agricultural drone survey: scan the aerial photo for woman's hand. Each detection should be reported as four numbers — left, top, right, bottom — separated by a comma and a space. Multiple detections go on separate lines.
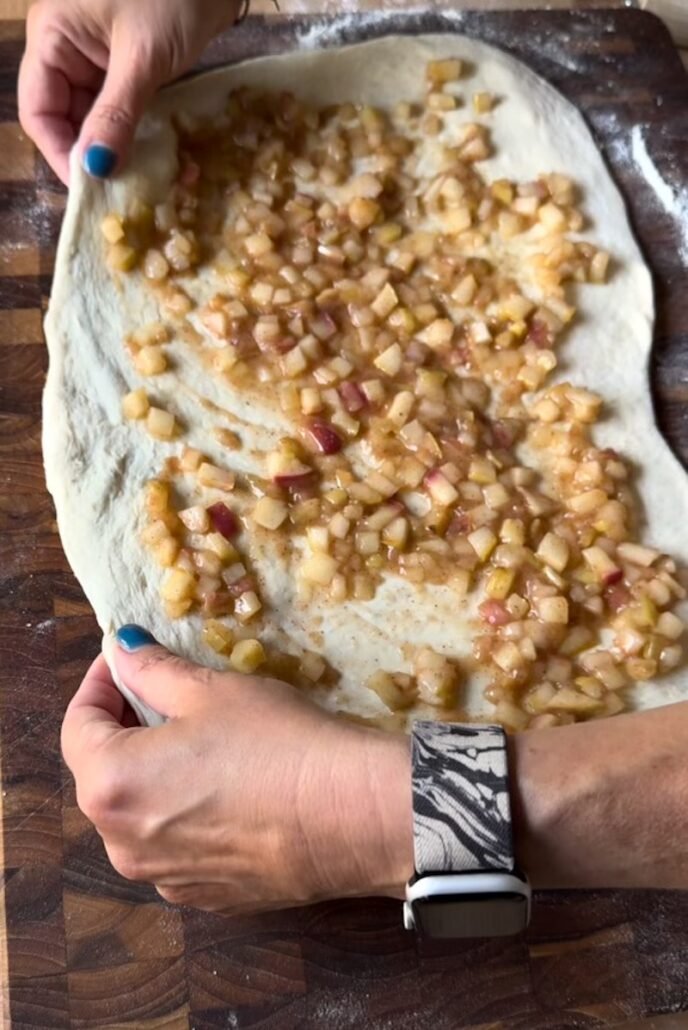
61, 627, 414, 913
19, 0, 239, 185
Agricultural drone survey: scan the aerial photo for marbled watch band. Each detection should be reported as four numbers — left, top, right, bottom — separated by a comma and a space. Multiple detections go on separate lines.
411, 722, 516, 876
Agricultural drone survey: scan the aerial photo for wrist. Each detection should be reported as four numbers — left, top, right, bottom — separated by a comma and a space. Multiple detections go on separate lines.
300, 724, 413, 902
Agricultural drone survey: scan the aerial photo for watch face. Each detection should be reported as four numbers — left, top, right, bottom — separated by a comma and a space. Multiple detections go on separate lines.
412, 892, 529, 939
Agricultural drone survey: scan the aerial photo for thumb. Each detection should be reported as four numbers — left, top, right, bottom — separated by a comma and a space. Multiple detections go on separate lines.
112, 625, 216, 719
78, 27, 159, 179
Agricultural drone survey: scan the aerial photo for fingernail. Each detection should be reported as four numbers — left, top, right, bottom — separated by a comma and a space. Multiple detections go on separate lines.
83, 143, 117, 179
116, 625, 157, 652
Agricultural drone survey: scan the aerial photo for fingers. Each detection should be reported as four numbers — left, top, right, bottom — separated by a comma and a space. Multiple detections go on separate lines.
77, 21, 160, 179
61, 654, 136, 775
112, 625, 222, 719
18, 28, 102, 185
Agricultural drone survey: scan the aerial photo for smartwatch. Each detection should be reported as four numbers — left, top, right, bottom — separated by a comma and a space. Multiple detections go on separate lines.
403, 721, 531, 939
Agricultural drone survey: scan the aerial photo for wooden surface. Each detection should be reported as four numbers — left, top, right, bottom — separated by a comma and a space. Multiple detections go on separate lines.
2, 7, 688, 1029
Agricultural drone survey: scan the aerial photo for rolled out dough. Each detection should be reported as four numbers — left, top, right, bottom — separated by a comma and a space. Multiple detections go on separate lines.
44, 34, 688, 727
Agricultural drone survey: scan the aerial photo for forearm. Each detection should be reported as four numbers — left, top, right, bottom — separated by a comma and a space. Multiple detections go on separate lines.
508, 701, 688, 890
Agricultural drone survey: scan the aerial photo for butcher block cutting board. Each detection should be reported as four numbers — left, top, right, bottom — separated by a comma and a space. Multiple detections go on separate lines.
1, 8, 688, 1029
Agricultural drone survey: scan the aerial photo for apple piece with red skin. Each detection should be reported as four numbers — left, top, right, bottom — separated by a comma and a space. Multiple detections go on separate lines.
201, 590, 234, 616
526, 318, 554, 350
339, 381, 366, 413
479, 599, 512, 627
227, 575, 255, 598
604, 581, 631, 612
267, 449, 316, 490
424, 468, 459, 507
304, 419, 343, 455
207, 502, 240, 540
603, 568, 624, 587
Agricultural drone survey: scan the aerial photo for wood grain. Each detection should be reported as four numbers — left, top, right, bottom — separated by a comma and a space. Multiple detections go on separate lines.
1, 8, 688, 1029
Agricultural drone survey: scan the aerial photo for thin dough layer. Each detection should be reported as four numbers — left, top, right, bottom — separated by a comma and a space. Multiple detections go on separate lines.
44, 34, 688, 726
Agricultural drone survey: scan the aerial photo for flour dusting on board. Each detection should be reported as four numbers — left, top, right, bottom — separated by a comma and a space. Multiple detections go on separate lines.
296, 7, 467, 50
631, 124, 688, 264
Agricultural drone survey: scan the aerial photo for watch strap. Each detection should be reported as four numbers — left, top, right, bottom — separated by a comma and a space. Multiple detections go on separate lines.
411, 722, 515, 876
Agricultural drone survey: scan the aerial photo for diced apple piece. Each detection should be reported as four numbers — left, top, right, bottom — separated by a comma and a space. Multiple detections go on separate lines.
339, 381, 366, 413
414, 648, 458, 707
301, 387, 322, 415
485, 569, 515, 602
538, 202, 567, 231
442, 207, 471, 234
382, 516, 409, 549
134, 345, 167, 376
253, 496, 288, 530
545, 687, 601, 714
567, 489, 608, 515
374, 343, 402, 376
230, 638, 266, 672
493, 641, 525, 673
154, 537, 180, 568
483, 483, 510, 509
473, 91, 494, 114
361, 379, 385, 405
500, 519, 525, 545
366, 671, 416, 711
330, 409, 359, 438
582, 546, 622, 584
452, 273, 477, 305
164, 598, 193, 619
180, 446, 204, 472
122, 387, 149, 420
328, 514, 349, 540
425, 469, 459, 507
656, 611, 684, 640
144, 484, 170, 522
536, 596, 569, 625
179, 505, 210, 533
355, 530, 380, 556
468, 457, 497, 485
371, 283, 399, 319
418, 318, 454, 348
107, 242, 137, 272
300, 651, 326, 682
198, 462, 235, 491
244, 232, 273, 257
305, 419, 342, 455
348, 196, 380, 230
101, 213, 125, 244
307, 527, 331, 555
536, 532, 570, 573
301, 553, 338, 586
348, 173, 383, 199
161, 567, 196, 603
207, 503, 240, 541
565, 386, 602, 423
146, 407, 176, 440
468, 526, 498, 562
202, 619, 234, 655
235, 591, 262, 623
590, 250, 610, 283
617, 542, 661, 568
427, 91, 456, 111
386, 391, 415, 426
281, 345, 308, 378
426, 58, 462, 84
192, 549, 223, 576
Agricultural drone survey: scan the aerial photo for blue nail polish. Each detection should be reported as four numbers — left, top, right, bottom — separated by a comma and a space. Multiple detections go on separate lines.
83, 143, 117, 179
116, 624, 157, 652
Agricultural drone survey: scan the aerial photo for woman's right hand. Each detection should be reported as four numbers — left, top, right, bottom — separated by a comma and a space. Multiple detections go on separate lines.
61, 629, 414, 913
18, 0, 240, 185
